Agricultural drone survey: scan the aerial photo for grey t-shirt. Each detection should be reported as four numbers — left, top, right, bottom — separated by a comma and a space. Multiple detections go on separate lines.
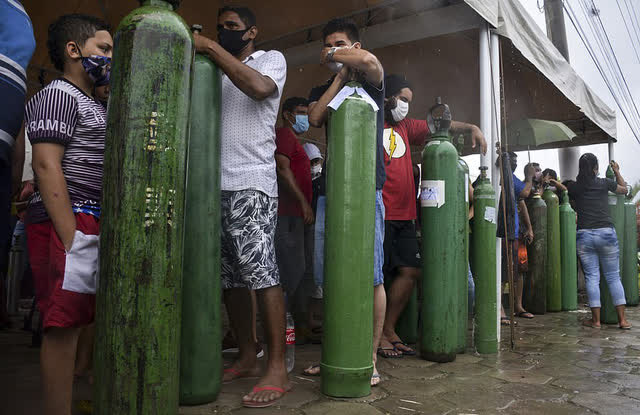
567, 177, 617, 230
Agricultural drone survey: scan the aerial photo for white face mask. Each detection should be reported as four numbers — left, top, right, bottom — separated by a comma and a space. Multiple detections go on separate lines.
391, 99, 409, 122
311, 164, 322, 180
327, 61, 343, 73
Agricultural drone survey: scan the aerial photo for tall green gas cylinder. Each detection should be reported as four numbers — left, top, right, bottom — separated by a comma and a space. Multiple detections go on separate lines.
623, 195, 638, 306
420, 99, 463, 363
455, 156, 470, 354
94, 1, 193, 413
394, 286, 418, 344
322, 82, 376, 398
601, 166, 624, 323
179, 25, 222, 406
471, 167, 497, 354
542, 188, 561, 312
559, 191, 578, 311
523, 194, 547, 314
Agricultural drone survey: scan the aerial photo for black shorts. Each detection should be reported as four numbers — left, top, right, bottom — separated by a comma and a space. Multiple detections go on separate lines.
383, 220, 421, 274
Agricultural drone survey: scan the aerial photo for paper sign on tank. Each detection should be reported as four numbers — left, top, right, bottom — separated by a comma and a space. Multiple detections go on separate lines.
420, 180, 445, 208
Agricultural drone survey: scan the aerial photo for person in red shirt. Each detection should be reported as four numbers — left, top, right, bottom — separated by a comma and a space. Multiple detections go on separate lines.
275, 97, 314, 305
380, 74, 487, 356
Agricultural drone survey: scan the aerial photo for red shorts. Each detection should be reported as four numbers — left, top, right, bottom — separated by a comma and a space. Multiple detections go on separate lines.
27, 213, 100, 329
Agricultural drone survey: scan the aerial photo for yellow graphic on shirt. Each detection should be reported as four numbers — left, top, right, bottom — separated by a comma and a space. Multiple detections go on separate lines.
383, 128, 406, 159
389, 128, 397, 158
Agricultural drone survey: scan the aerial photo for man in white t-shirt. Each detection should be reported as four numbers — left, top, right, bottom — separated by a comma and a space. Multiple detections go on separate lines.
193, 6, 288, 408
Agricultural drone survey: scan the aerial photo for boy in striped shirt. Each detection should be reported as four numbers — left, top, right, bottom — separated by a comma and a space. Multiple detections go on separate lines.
24, 14, 112, 414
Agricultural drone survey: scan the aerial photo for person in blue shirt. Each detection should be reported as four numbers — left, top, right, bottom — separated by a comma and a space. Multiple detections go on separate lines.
496, 151, 535, 325
0, 0, 35, 328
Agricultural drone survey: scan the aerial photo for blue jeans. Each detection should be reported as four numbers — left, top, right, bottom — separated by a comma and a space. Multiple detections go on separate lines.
576, 227, 626, 308
313, 190, 385, 287
468, 264, 475, 315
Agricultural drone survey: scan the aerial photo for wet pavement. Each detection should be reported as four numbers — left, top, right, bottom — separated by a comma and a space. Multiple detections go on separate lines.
3, 305, 640, 414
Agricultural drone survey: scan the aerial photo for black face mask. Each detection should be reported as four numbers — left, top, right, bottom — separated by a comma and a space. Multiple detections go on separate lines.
218, 27, 251, 55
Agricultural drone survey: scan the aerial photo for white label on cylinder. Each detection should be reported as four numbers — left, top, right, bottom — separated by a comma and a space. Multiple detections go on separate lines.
484, 206, 497, 224
421, 180, 445, 208
608, 194, 617, 205
464, 173, 469, 203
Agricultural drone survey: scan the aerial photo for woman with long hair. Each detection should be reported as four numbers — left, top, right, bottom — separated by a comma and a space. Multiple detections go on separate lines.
567, 153, 631, 329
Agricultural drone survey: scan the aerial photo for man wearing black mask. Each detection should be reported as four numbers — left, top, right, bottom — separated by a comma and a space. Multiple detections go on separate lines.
193, 6, 289, 408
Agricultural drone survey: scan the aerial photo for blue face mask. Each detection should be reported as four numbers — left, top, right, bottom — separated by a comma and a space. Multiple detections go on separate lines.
292, 114, 309, 134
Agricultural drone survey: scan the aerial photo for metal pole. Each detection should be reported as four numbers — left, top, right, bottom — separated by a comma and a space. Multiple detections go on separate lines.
479, 23, 492, 170
608, 140, 615, 162
490, 31, 502, 343
545, 0, 580, 181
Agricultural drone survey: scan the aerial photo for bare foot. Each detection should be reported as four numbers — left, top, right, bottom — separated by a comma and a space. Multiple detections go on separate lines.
378, 338, 402, 358
242, 371, 291, 408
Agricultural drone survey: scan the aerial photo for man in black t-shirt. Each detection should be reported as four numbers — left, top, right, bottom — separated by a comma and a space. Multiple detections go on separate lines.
303, 17, 386, 386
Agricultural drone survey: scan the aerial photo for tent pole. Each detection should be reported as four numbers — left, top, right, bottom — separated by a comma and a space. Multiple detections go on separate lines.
608, 140, 615, 162
479, 23, 492, 170
490, 31, 502, 345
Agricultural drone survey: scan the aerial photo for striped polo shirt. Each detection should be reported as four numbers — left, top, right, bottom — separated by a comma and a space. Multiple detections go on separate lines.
0, 0, 35, 162
25, 78, 106, 223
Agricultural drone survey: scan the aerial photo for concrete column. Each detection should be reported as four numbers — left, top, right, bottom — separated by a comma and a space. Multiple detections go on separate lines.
544, 0, 579, 181
479, 24, 492, 170
490, 31, 502, 342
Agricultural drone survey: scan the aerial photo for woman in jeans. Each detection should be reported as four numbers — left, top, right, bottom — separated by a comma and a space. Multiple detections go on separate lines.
567, 153, 631, 329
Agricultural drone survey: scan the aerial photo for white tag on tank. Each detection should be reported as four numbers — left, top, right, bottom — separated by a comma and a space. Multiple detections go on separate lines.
484, 206, 497, 224
608, 194, 617, 205
464, 173, 469, 203
421, 180, 445, 208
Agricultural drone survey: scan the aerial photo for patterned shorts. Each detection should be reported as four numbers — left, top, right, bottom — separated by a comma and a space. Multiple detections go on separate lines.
221, 190, 280, 290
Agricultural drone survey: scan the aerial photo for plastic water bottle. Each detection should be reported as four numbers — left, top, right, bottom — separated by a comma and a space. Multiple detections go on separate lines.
285, 312, 295, 373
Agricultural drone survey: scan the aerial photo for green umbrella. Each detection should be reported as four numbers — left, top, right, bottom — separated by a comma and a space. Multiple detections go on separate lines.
507, 118, 576, 148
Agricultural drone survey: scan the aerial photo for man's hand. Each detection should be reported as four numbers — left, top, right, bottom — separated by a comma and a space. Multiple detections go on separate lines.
525, 228, 534, 244
610, 160, 620, 173
302, 201, 315, 225
193, 32, 212, 54
470, 125, 487, 155
524, 164, 535, 181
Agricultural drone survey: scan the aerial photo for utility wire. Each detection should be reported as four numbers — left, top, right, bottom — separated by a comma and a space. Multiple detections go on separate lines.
624, 0, 640, 53
564, 0, 640, 144
587, 0, 640, 136
616, 0, 640, 63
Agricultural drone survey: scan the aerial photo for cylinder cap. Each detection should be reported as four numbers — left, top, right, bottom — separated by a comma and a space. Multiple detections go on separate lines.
138, 0, 181, 8
191, 24, 203, 33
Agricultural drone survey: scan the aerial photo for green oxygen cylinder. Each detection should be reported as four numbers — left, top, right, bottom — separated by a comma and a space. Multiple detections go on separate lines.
394, 285, 418, 344
471, 166, 498, 354
321, 82, 376, 398
178, 25, 222, 405
601, 166, 624, 323
542, 188, 562, 312
523, 194, 547, 314
559, 191, 578, 311
456, 154, 470, 354
623, 195, 639, 306
94, 1, 193, 414
420, 99, 463, 363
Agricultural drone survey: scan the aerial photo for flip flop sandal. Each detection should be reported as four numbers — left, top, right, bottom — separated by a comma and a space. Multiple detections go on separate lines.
516, 311, 534, 319
303, 364, 321, 376
582, 320, 601, 329
371, 373, 382, 387
223, 367, 259, 384
377, 347, 402, 358
501, 317, 518, 326
391, 341, 416, 356
242, 385, 287, 408
619, 324, 632, 330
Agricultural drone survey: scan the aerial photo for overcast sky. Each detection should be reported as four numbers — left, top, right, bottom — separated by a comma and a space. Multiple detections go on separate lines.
463, 0, 640, 185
